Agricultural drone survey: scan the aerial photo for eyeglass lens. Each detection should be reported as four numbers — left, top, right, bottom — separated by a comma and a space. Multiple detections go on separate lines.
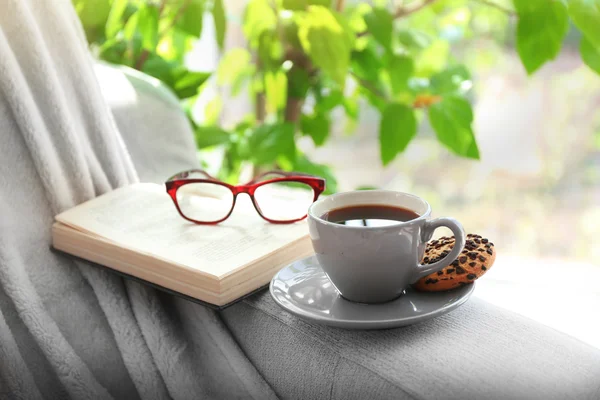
253, 181, 314, 221
176, 182, 233, 222
176, 180, 315, 222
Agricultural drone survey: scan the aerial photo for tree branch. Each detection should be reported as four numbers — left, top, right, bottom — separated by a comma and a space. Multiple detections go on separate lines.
284, 97, 303, 123
158, 0, 167, 15
159, 0, 192, 36
335, 0, 345, 12
394, 0, 438, 18
471, 0, 516, 16
255, 93, 266, 123
357, 0, 438, 37
134, 0, 169, 71
283, 52, 313, 124
135, 50, 150, 70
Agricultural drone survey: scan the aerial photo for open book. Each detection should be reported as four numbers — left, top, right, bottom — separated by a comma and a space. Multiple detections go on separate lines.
52, 183, 314, 308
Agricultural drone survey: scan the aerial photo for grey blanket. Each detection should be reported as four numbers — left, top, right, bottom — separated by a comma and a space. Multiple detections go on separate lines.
0, 1, 276, 399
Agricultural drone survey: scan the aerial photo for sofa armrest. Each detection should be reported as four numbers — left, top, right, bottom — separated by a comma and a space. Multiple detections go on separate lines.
94, 62, 200, 183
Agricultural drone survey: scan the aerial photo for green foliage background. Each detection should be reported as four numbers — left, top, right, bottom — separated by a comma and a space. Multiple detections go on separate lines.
73, 0, 600, 192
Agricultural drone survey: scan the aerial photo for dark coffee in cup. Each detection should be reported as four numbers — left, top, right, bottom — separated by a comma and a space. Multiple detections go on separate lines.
321, 205, 420, 227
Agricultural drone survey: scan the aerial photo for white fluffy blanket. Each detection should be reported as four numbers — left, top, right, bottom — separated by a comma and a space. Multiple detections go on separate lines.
0, 1, 276, 398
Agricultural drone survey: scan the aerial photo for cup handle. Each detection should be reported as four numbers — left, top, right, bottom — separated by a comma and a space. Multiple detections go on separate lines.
410, 217, 466, 283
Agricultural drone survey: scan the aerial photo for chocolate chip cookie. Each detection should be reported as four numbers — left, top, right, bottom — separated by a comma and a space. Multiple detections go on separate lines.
412, 234, 496, 292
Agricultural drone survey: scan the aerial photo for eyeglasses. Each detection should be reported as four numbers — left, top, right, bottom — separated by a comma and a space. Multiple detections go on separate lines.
165, 169, 326, 224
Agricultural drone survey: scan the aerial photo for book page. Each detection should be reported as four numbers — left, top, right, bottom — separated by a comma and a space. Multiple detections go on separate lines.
55, 183, 310, 278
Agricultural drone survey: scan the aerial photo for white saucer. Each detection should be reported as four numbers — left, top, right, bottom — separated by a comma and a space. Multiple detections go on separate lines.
270, 255, 475, 329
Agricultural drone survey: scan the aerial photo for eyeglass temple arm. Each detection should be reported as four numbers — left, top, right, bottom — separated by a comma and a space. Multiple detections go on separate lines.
166, 169, 218, 182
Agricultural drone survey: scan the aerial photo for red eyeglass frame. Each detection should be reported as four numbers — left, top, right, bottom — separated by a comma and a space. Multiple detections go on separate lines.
165, 169, 326, 224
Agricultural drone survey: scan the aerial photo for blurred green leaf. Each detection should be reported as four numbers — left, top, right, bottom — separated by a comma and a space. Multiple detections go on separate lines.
98, 37, 127, 64
122, 2, 137, 20
217, 48, 252, 85
182, 95, 198, 119
388, 55, 414, 95
361, 86, 386, 112
195, 125, 231, 148
174, 69, 211, 98
301, 113, 330, 146
430, 0, 465, 13
123, 10, 139, 40
74, 0, 110, 26
364, 8, 393, 52
568, 0, 600, 50
204, 96, 223, 125
428, 96, 480, 159
379, 103, 417, 165
465, 138, 479, 159
157, 28, 195, 62
219, 143, 244, 183
281, 13, 303, 50
351, 44, 383, 82
233, 114, 256, 134
212, 0, 227, 49
176, 0, 205, 37
249, 123, 296, 165
276, 154, 294, 171
265, 70, 287, 113
346, 3, 370, 34
342, 94, 359, 120
397, 30, 432, 50
292, 155, 338, 194
429, 64, 471, 94
142, 57, 210, 101
282, 0, 332, 10
287, 67, 311, 98
258, 31, 284, 69
138, 4, 159, 50
141, 54, 173, 82
231, 134, 252, 161
319, 90, 344, 111
244, 0, 277, 47
74, 0, 111, 42
105, 0, 128, 38
232, 70, 255, 96
514, 0, 568, 74
581, 37, 600, 75
298, 6, 354, 87
404, 6, 438, 37
414, 39, 449, 76
251, 75, 264, 94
